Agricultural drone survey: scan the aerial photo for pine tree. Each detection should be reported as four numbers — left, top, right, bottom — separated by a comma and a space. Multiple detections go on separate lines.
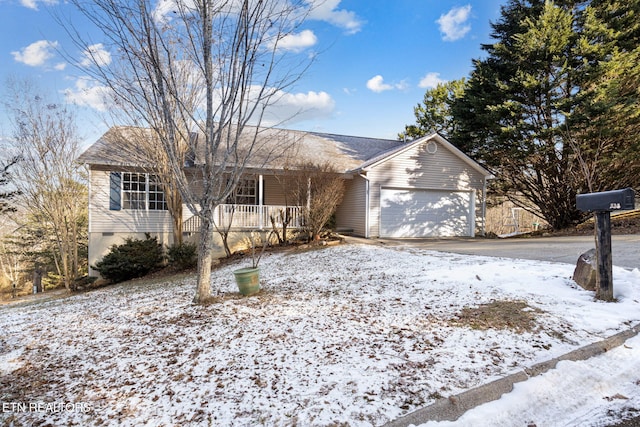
0, 158, 19, 215
450, 0, 639, 230
572, 0, 640, 191
399, 78, 466, 140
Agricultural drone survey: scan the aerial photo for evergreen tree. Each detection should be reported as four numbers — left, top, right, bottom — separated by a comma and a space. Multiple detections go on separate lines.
571, 0, 640, 191
0, 158, 19, 215
450, 0, 638, 230
399, 78, 466, 140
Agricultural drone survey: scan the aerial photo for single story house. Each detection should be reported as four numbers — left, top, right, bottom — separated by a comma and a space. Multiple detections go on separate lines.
78, 127, 492, 275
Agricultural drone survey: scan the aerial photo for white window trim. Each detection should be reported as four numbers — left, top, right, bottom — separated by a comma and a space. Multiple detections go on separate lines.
121, 172, 167, 211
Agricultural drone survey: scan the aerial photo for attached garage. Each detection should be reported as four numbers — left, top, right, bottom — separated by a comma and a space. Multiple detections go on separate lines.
338, 133, 492, 239
380, 188, 474, 238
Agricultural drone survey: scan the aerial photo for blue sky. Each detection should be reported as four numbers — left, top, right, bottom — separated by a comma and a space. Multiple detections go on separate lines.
0, 0, 506, 145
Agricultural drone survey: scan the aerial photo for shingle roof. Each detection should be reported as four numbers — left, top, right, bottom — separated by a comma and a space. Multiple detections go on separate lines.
77, 126, 491, 177
77, 126, 405, 173
76, 127, 157, 168
306, 131, 405, 166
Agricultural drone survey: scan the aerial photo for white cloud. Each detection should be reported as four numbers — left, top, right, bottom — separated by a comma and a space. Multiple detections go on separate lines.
20, 0, 38, 9
11, 40, 58, 67
436, 5, 472, 42
261, 90, 335, 126
366, 75, 392, 93
80, 43, 112, 67
64, 78, 114, 112
277, 30, 318, 52
153, 0, 362, 36
419, 72, 446, 89
152, 0, 173, 20
152, 0, 183, 23
307, 0, 364, 34
20, 0, 57, 10
366, 75, 407, 93
282, 90, 334, 110
395, 79, 409, 91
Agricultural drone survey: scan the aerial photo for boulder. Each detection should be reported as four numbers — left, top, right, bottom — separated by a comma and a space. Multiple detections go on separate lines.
573, 249, 597, 291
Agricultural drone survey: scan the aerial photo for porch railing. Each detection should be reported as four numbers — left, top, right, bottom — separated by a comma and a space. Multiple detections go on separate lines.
182, 204, 303, 233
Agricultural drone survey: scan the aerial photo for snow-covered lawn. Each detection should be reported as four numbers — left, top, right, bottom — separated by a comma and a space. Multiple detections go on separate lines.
1, 243, 639, 426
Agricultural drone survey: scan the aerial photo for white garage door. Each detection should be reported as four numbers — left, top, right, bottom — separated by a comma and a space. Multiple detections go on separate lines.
380, 188, 473, 238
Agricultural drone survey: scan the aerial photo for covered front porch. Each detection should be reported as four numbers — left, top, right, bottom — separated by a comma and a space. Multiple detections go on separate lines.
182, 203, 304, 232
181, 171, 315, 234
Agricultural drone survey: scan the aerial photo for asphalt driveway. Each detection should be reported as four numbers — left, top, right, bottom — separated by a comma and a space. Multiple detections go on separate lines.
366, 234, 640, 270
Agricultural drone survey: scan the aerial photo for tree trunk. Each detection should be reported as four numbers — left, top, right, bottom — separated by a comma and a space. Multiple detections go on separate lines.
72, 220, 79, 284
62, 238, 71, 291
172, 202, 183, 246
193, 212, 214, 303
282, 209, 290, 245
220, 231, 232, 257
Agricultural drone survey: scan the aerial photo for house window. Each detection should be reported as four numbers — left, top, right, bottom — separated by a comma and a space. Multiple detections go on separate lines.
148, 175, 168, 210
229, 178, 257, 205
121, 172, 167, 211
122, 172, 146, 210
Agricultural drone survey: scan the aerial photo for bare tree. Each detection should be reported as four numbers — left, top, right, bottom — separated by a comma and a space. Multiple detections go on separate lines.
214, 203, 236, 258
0, 239, 21, 293
65, 0, 315, 303
0, 157, 20, 215
271, 166, 303, 245
101, 126, 188, 247
291, 162, 345, 241
269, 203, 294, 245
0, 217, 24, 296
4, 78, 88, 291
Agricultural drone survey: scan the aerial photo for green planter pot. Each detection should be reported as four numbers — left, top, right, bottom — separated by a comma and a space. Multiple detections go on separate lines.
233, 267, 260, 296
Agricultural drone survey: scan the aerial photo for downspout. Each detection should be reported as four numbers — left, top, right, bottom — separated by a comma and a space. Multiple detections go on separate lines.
87, 168, 94, 277
88, 168, 93, 235
359, 172, 370, 239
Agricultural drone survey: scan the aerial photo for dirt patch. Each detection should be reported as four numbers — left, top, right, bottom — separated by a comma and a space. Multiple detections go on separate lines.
452, 300, 543, 333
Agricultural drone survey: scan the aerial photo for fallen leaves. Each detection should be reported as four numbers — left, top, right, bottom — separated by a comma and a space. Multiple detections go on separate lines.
1, 244, 636, 426
452, 300, 544, 333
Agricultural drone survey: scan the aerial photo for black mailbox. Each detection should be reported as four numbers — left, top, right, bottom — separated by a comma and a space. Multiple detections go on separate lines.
576, 188, 635, 212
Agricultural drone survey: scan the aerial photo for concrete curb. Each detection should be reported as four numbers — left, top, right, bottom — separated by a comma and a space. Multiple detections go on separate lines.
385, 323, 640, 427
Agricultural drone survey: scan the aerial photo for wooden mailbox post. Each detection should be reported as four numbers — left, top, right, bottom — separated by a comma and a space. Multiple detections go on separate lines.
576, 188, 636, 301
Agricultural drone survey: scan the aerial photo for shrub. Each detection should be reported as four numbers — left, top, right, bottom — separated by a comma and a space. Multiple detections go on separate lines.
167, 242, 197, 270
93, 234, 164, 283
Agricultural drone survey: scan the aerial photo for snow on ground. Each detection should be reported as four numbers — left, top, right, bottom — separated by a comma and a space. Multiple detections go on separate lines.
420, 333, 640, 427
1, 243, 639, 426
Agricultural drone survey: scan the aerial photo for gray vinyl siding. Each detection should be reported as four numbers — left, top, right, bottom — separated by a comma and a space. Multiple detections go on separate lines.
335, 175, 367, 236
89, 169, 173, 234
90, 170, 294, 232
366, 140, 485, 238
262, 175, 288, 205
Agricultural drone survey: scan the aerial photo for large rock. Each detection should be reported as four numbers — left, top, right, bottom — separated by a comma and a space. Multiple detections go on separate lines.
573, 249, 597, 291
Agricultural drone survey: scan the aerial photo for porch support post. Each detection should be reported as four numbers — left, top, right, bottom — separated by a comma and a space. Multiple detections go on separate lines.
258, 174, 264, 229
